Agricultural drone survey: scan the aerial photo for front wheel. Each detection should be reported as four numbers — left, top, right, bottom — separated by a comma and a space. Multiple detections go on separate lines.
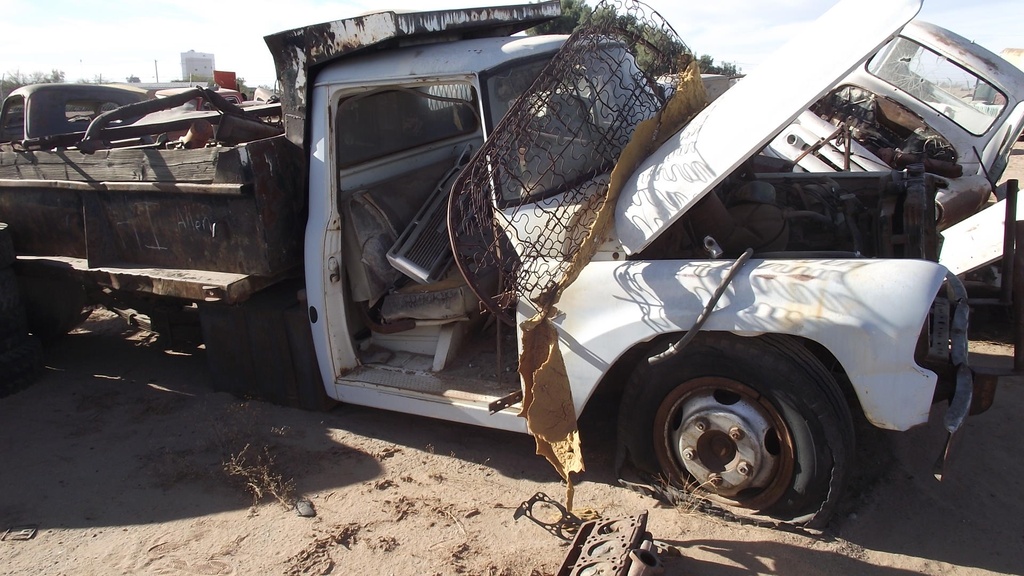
622, 333, 854, 528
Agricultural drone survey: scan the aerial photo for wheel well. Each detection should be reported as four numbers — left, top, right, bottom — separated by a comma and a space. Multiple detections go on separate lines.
586, 331, 864, 426
789, 335, 863, 417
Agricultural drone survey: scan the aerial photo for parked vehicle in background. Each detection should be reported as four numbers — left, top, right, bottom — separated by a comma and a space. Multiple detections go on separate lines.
767, 21, 1024, 229
0, 0, 1019, 533
0, 83, 149, 149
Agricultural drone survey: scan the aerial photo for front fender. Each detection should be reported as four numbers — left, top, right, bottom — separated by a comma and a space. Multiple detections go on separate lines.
547, 258, 948, 430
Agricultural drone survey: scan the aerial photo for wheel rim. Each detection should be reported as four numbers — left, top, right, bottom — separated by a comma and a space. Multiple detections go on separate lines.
653, 376, 795, 511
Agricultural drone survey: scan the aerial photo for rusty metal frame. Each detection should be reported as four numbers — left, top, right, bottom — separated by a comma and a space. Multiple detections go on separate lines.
264, 1, 562, 146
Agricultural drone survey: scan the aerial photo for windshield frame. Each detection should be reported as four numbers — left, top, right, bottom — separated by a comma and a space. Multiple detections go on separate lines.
866, 35, 1007, 136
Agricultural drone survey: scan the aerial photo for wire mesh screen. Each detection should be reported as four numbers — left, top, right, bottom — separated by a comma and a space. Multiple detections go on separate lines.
448, 0, 689, 322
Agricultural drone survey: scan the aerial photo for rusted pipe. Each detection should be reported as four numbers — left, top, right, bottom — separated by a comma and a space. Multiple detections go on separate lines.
77, 88, 205, 152
626, 548, 664, 576
1001, 180, 1018, 306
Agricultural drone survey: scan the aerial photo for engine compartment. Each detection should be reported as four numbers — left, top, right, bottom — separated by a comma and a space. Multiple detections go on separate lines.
810, 85, 961, 176
637, 166, 940, 262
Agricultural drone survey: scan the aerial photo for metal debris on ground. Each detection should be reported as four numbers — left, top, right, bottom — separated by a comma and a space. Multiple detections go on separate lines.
2, 525, 38, 541
556, 512, 663, 576
513, 492, 584, 541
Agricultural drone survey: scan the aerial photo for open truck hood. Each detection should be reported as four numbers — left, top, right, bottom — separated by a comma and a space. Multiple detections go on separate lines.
615, 0, 922, 254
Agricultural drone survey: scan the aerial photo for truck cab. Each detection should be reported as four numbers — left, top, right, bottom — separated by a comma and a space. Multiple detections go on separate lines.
0, 83, 149, 149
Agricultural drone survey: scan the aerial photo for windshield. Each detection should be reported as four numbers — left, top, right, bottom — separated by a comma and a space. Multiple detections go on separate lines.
867, 36, 1005, 135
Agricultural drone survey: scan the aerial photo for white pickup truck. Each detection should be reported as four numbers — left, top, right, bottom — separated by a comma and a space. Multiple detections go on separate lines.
0, 0, 1018, 528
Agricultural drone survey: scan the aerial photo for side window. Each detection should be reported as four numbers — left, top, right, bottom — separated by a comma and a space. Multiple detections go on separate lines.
1, 95, 26, 142
335, 83, 479, 168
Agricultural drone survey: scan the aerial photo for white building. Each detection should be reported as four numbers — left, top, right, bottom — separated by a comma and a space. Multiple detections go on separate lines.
180, 50, 215, 80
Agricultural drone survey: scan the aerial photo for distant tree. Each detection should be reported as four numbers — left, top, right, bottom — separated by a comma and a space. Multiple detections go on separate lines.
526, 1, 741, 79
527, 0, 591, 35
27, 70, 64, 84
126, 75, 141, 83
698, 54, 741, 76
236, 77, 251, 99
1, 69, 66, 96
526, 1, 688, 77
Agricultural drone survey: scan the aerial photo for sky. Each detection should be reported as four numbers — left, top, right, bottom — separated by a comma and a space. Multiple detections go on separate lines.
1, 0, 1021, 89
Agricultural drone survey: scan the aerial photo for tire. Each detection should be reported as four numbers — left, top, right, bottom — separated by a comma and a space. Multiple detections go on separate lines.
0, 222, 14, 269
622, 333, 854, 528
0, 335, 43, 398
18, 276, 90, 341
0, 268, 28, 342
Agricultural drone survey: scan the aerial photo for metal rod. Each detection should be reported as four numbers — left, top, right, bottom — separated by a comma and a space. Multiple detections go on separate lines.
1014, 220, 1024, 374
649, 248, 753, 365
1001, 179, 1018, 305
792, 124, 844, 164
843, 123, 851, 171
496, 273, 504, 388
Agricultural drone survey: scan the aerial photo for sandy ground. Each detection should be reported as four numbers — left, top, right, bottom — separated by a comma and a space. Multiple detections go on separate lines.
2, 145, 1023, 575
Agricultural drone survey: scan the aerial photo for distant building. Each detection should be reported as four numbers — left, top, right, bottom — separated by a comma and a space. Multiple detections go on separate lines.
181, 50, 215, 80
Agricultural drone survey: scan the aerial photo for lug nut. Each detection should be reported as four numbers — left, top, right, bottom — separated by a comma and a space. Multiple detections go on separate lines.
682, 448, 695, 461
737, 461, 752, 476
729, 426, 744, 440
693, 418, 708, 432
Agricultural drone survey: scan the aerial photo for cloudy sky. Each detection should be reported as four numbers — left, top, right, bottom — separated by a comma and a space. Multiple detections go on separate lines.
1, 0, 1021, 89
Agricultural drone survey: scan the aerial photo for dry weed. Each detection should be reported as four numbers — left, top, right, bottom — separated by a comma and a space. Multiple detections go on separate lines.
285, 524, 360, 576
651, 474, 717, 517
222, 443, 296, 507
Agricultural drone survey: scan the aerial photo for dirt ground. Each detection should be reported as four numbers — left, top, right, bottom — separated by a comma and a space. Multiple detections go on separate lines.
2, 146, 1023, 576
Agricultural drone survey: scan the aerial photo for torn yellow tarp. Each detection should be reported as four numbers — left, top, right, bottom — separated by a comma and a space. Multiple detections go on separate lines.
518, 57, 709, 510
518, 312, 583, 508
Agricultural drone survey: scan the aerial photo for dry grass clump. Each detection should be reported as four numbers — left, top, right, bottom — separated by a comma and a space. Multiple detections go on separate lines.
222, 443, 295, 507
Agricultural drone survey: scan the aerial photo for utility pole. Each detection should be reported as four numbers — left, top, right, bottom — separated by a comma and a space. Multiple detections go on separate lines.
154, 60, 159, 83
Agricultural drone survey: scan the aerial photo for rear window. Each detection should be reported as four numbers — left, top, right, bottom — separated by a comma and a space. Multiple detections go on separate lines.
335, 83, 479, 168
65, 99, 124, 125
